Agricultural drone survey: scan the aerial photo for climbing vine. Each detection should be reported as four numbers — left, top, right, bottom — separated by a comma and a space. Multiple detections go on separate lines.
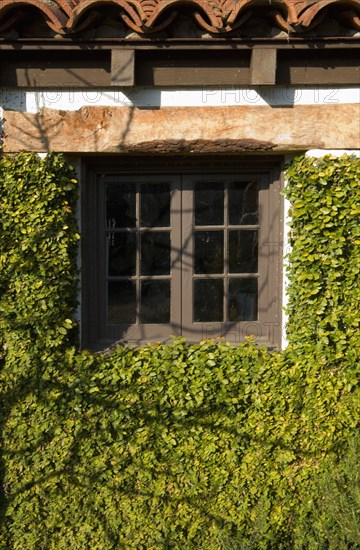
0, 153, 359, 548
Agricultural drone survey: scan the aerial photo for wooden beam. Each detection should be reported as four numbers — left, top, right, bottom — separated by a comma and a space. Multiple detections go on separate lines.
0, 50, 110, 87
111, 49, 135, 86
135, 50, 250, 86
277, 50, 360, 85
1, 43, 360, 51
250, 48, 277, 85
0, 48, 358, 87
4, 104, 360, 153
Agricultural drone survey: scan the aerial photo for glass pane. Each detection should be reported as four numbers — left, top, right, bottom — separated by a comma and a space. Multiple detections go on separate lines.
141, 183, 170, 228
141, 232, 170, 276
195, 231, 224, 274
106, 183, 136, 228
141, 280, 170, 323
195, 182, 224, 226
228, 181, 259, 225
228, 279, 258, 321
194, 279, 223, 322
108, 232, 136, 276
107, 281, 136, 324
228, 230, 258, 273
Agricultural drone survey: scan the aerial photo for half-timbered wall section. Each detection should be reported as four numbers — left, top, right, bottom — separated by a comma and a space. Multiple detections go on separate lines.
0, 0, 359, 349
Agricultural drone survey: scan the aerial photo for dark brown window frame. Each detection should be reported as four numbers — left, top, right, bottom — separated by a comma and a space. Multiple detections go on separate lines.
81, 156, 283, 350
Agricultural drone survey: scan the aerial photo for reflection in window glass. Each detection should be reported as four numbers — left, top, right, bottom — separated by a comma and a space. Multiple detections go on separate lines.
141, 280, 170, 323
228, 181, 259, 225
106, 183, 136, 228
141, 232, 171, 276
194, 231, 224, 274
194, 279, 223, 322
107, 281, 136, 324
195, 182, 224, 226
141, 183, 170, 227
107, 232, 136, 276
228, 230, 258, 273
228, 279, 258, 321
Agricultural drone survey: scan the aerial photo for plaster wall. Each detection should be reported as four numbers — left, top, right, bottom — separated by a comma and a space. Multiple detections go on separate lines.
1, 86, 359, 111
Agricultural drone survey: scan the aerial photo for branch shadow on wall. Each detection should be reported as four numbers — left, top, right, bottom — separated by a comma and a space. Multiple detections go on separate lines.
2, 62, 148, 154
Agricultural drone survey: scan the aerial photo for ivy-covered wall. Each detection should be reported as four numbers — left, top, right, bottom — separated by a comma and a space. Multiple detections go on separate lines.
0, 153, 359, 548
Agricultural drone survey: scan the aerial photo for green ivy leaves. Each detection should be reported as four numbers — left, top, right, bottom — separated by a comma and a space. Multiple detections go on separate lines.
0, 153, 79, 355
1, 153, 359, 549
284, 154, 360, 363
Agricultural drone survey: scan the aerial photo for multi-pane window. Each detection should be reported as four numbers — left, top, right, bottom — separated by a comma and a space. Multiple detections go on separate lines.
106, 180, 172, 325
82, 160, 282, 349
188, 179, 259, 324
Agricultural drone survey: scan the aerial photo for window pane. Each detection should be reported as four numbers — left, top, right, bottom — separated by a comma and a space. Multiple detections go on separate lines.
228, 279, 258, 321
195, 182, 224, 226
106, 183, 136, 228
228, 230, 258, 273
228, 181, 259, 225
141, 232, 170, 276
194, 279, 223, 322
141, 183, 170, 228
107, 281, 136, 324
108, 232, 136, 276
141, 280, 170, 323
195, 231, 224, 274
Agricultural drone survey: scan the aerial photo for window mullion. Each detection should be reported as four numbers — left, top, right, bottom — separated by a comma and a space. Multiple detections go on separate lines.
136, 182, 140, 325
180, 177, 194, 336
224, 180, 229, 323
170, 177, 182, 334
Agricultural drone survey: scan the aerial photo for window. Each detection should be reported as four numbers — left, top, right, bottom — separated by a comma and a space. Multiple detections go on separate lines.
82, 158, 282, 349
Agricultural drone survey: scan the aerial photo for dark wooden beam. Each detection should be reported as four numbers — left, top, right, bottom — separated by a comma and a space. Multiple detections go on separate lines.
0, 48, 358, 87
135, 50, 251, 86
277, 50, 360, 85
0, 50, 110, 87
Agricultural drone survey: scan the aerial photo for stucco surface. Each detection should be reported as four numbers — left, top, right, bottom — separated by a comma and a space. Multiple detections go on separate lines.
3, 104, 360, 153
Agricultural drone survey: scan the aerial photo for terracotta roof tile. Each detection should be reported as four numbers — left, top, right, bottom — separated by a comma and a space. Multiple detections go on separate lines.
0, 0, 359, 37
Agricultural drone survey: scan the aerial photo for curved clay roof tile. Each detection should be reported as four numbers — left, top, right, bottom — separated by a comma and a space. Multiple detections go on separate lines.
0, 0, 69, 33
298, 0, 360, 27
338, 8, 360, 29
145, 0, 221, 29
0, 0, 359, 35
